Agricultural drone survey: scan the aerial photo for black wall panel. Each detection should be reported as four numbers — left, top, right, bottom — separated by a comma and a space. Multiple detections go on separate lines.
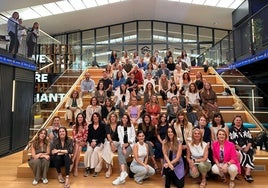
11, 69, 34, 151
0, 64, 13, 155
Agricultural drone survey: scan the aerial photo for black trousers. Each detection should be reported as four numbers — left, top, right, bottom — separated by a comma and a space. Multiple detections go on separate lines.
165, 170, 184, 188
8, 31, 19, 54
27, 41, 36, 58
51, 154, 72, 176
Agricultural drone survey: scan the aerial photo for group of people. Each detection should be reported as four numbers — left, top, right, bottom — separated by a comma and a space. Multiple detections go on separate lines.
29, 112, 255, 188
27, 50, 255, 187
7, 11, 39, 58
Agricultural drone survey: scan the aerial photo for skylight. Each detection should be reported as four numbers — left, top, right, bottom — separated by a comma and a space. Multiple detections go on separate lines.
168, 0, 244, 9
0, 0, 126, 21
0, 0, 243, 22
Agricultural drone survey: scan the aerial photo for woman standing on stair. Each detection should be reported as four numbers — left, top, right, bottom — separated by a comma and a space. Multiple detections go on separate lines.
71, 113, 88, 177
28, 128, 50, 185
50, 127, 73, 188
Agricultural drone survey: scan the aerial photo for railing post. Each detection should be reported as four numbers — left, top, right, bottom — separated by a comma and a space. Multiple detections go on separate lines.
252, 87, 255, 113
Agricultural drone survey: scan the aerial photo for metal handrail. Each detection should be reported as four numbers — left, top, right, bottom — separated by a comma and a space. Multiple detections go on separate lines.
25, 68, 88, 150
212, 67, 266, 131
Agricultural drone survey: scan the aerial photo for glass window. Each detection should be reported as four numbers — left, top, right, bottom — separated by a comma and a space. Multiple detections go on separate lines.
110, 25, 122, 45
138, 21, 152, 43
124, 22, 137, 44
199, 27, 212, 42
214, 29, 228, 43
95, 45, 109, 67
68, 32, 81, 45
96, 27, 108, 44
54, 35, 67, 44
82, 45, 94, 68
183, 25, 197, 43
153, 21, 166, 43
82, 30, 94, 44
168, 23, 182, 46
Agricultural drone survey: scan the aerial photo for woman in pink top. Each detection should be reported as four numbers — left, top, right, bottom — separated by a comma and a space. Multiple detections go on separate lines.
211, 129, 240, 188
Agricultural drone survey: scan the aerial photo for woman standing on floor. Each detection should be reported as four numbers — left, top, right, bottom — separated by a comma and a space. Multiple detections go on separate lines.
130, 130, 155, 184
71, 113, 88, 177
163, 126, 185, 188
28, 128, 50, 185
50, 127, 73, 188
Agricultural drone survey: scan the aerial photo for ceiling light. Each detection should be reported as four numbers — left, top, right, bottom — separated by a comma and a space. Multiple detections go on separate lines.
204, 0, 219, 6
18, 8, 41, 20
82, 0, 98, 8
217, 0, 235, 8
109, 0, 121, 3
31, 5, 52, 16
192, 0, 206, 4
44, 3, 64, 15
229, 0, 244, 9
68, 0, 86, 10
56, 1, 74, 12
96, 0, 108, 6
180, 0, 193, 3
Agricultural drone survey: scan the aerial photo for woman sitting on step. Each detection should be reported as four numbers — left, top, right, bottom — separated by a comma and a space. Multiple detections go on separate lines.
130, 130, 155, 184
112, 113, 136, 185
50, 127, 73, 188
71, 113, 88, 177
65, 90, 83, 126
28, 128, 50, 185
102, 112, 120, 178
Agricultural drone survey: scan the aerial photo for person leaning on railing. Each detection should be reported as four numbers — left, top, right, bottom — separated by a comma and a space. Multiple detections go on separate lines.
7, 11, 19, 58
26, 22, 39, 59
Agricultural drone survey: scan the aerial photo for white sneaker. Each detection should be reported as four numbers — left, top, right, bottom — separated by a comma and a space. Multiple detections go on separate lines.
32, 179, 38, 185
119, 171, 128, 181
42, 178, 48, 184
112, 177, 126, 185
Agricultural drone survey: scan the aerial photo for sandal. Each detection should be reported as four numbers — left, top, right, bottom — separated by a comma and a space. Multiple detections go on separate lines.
221, 175, 227, 183
64, 176, 70, 188
154, 163, 159, 171
199, 179, 207, 188
58, 174, 65, 183
229, 181, 235, 188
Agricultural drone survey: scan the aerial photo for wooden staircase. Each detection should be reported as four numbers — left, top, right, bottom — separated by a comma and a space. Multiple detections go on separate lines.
18, 66, 267, 178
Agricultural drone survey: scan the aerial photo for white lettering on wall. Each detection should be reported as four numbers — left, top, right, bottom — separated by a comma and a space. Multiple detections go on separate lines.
35, 73, 48, 83
36, 93, 65, 102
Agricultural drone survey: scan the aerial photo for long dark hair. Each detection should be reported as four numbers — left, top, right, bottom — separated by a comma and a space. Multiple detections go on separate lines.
57, 127, 69, 142
122, 113, 132, 127
164, 126, 178, 153
74, 113, 87, 134
212, 113, 225, 128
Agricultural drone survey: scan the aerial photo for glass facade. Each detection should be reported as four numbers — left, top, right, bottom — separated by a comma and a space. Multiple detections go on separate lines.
53, 20, 229, 70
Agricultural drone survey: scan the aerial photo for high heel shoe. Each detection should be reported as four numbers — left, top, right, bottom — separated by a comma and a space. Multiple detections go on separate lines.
64, 176, 70, 188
